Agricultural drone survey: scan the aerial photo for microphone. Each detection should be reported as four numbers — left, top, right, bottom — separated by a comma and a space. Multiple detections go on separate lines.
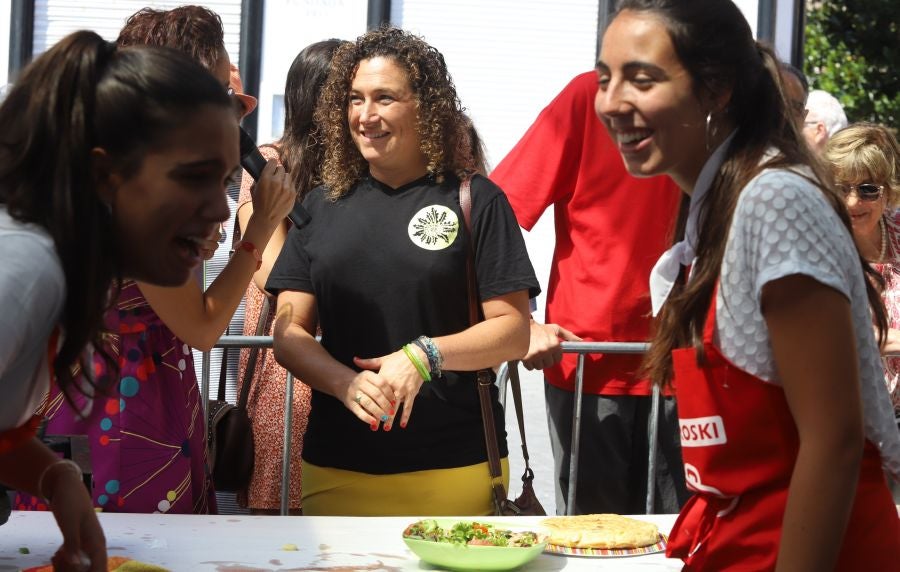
239, 127, 310, 228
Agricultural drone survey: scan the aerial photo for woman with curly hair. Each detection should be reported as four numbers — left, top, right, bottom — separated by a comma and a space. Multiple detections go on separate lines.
267, 27, 539, 516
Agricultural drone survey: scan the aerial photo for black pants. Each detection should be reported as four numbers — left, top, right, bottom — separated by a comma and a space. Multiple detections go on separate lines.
544, 382, 690, 515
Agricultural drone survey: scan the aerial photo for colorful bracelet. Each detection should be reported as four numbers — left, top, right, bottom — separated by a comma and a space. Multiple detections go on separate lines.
413, 335, 443, 378
402, 344, 431, 382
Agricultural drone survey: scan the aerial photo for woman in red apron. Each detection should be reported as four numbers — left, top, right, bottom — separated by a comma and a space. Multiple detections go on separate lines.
596, 1, 900, 569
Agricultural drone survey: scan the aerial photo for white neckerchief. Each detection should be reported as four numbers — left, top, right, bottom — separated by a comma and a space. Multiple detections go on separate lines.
649, 131, 737, 316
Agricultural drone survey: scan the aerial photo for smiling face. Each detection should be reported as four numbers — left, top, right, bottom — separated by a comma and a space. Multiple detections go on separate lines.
594, 10, 712, 191
348, 56, 428, 187
841, 176, 887, 246
104, 104, 238, 286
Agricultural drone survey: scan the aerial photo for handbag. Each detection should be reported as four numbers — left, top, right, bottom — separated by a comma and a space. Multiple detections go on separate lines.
206, 298, 267, 492
205, 212, 269, 492
459, 176, 546, 517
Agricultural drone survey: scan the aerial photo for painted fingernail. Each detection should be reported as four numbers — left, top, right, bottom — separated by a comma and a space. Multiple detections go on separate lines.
391, 400, 396, 406
380, 414, 389, 422
370, 422, 378, 431
389, 410, 395, 416
400, 421, 407, 429
384, 424, 392, 432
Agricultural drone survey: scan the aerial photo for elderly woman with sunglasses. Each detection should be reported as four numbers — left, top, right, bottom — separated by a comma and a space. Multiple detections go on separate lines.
825, 123, 900, 416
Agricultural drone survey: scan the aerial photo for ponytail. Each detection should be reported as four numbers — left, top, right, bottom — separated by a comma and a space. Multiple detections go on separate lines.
0, 31, 120, 396
0, 31, 232, 398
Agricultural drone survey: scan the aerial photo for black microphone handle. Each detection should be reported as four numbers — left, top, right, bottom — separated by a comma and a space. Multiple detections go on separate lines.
239, 127, 310, 229
288, 203, 311, 229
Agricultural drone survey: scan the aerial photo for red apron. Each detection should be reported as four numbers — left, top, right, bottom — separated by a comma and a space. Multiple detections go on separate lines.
0, 327, 60, 455
667, 291, 900, 570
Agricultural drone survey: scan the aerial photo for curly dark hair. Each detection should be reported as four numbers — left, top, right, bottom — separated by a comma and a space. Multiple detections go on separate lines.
314, 26, 476, 199
117, 5, 225, 73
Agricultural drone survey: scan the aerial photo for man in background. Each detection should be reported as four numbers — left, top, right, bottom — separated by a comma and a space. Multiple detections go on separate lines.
803, 89, 848, 154
491, 71, 688, 515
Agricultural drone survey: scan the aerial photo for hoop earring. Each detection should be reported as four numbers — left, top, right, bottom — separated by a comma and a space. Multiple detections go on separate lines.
705, 111, 719, 151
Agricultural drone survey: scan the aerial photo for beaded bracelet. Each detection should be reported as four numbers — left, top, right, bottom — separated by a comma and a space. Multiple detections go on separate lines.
37, 459, 83, 503
413, 335, 443, 378
402, 344, 431, 382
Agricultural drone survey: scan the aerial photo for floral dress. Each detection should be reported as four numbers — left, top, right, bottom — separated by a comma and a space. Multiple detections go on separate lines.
877, 209, 900, 416
15, 281, 215, 513
236, 144, 311, 510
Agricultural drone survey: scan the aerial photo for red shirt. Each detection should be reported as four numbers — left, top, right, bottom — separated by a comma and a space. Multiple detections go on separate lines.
490, 72, 681, 395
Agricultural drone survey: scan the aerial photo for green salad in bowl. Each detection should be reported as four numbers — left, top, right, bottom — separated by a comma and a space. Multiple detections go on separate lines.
402, 519, 547, 571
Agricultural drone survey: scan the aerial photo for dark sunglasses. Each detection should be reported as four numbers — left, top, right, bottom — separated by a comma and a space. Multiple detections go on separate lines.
836, 183, 885, 202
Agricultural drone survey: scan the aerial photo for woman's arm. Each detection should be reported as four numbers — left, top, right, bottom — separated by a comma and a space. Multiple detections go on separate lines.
879, 327, 900, 355
762, 274, 863, 572
139, 160, 295, 351
353, 289, 531, 428
0, 438, 106, 571
272, 289, 394, 427
237, 201, 290, 293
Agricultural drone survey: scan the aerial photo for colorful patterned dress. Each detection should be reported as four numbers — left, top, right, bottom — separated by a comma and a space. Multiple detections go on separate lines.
236, 144, 311, 511
878, 209, 900, 415
15, 281, 215, 514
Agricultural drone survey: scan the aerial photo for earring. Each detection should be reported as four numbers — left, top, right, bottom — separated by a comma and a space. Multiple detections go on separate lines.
705, 111, 719, 152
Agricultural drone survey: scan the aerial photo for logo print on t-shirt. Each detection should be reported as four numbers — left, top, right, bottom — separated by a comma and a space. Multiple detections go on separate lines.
408, 205, 459, 250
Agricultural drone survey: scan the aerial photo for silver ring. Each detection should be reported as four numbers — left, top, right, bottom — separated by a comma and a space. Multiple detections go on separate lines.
354, 392, 363, 405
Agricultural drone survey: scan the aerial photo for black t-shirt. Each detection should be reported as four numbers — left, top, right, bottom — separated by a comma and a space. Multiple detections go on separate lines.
267, 173, 540, 473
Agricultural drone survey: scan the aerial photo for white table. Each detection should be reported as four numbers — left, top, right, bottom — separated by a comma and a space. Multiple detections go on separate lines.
1, 512, 682, 571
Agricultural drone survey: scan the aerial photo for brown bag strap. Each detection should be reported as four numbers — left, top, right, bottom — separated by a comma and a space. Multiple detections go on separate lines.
459, 176, 531, 508
218, 209, 269, 410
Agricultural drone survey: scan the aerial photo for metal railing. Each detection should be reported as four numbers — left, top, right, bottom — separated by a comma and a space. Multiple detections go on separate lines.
496, 341, 657, 516
202, 338, 658, 517
200, 335, 296, 516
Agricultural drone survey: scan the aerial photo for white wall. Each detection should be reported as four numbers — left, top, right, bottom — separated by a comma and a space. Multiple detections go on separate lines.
391, 0, 599, 171
0, 4, 9, 88
31, 0, 241, 59
255, 0, 368, 146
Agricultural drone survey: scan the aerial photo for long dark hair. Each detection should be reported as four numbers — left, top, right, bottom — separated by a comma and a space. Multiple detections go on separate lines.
613, 0, 888, 385
278, 39, 344, 200
0, 30, 231, 396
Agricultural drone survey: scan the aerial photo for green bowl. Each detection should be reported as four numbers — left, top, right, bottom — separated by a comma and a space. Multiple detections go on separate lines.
402, 519, 547, 571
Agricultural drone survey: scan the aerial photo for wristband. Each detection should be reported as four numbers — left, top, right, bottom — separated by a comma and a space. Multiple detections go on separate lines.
402, 344, 431, 382
237, 240, 262, 271
413, 335, 443, 378
38, 459, 83, 503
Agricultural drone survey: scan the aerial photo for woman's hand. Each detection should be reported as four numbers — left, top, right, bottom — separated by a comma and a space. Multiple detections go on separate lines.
342, 369, 398, 430
521, 320, 582, 370
246, 160, 295, 233
354, 347, 428, 429
47, 468, 106, 571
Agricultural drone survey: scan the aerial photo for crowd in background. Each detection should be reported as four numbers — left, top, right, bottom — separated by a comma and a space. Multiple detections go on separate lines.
0, 1, 898, 570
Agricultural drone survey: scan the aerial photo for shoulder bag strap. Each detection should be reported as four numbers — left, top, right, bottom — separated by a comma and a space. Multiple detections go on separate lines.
460, 176, 531, 511
237, 295, 270, 410
217, 208, 269, 411
216, 209, 246, 403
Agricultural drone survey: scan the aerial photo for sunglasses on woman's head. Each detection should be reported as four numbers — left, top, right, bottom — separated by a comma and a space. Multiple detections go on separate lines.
836, 183, 885, 202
